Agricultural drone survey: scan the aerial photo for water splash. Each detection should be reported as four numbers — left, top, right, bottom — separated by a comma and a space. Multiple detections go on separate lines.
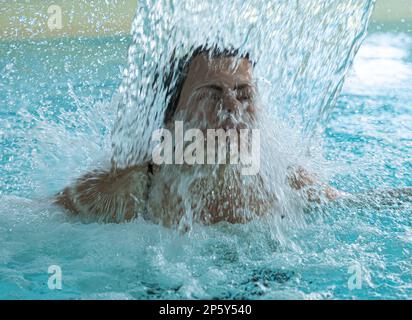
111, 0, 375, 168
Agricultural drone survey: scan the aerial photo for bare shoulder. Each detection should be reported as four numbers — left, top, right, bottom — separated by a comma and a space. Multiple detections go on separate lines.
54, 163, 151, 222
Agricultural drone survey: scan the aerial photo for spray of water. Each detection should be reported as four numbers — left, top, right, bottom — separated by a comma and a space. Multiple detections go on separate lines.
112, 0, 375, 167
108, 0, 375, 230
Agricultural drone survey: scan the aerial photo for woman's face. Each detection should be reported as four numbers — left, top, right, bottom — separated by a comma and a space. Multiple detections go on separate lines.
172, 54, 257, 131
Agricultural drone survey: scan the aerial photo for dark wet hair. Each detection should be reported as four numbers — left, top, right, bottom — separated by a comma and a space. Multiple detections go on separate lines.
162, 45, 254, 124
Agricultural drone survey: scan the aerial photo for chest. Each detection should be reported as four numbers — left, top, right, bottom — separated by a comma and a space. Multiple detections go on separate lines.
146, 165, 276, 226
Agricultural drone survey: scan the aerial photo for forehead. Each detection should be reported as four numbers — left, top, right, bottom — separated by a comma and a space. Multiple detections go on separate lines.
184, 54, 253, 89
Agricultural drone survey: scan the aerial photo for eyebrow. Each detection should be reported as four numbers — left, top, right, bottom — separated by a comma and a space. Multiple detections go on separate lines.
196, 82, 253, 92
203, 84, 224, 92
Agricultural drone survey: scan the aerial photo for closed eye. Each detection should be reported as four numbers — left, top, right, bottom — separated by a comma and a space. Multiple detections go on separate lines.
195, 88, 222, 102
236, 86, 254, 101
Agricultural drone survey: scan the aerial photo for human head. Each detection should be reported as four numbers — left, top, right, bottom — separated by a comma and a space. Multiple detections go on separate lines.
163, 45, 257, 130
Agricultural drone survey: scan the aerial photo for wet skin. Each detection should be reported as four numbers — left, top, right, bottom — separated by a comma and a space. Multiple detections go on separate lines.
172, 54, 257, 131
55, 54, 340, 224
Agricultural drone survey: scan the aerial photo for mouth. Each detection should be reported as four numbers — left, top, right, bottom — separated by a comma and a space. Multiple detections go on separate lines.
218, 116, 248, 131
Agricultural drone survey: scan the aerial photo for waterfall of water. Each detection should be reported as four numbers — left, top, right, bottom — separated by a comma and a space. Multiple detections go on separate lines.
111, 0, 375, 169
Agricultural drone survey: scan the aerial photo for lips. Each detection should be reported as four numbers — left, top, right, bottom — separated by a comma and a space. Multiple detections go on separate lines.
219, 116, 249, 132
220, 117, 237, 130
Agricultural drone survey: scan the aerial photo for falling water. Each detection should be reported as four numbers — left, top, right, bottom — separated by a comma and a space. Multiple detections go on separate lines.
111, 0, 375, 168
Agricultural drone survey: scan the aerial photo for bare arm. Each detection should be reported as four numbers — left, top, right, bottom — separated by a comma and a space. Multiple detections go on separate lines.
288, 166, 412, 207
54, 164, 150, 222
343, 187, 412, 209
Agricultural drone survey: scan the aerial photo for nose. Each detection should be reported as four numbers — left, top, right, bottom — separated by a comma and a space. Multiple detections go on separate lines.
222, 92, 240, 113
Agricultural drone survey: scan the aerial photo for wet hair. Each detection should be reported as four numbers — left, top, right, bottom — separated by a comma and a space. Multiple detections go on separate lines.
162, 45, 254, 124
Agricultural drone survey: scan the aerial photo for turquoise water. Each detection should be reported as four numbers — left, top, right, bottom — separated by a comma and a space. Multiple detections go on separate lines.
1, 30, 412, 299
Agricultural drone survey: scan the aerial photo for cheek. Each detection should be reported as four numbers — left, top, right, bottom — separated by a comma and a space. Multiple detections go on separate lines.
245, 102, 256, 114
202, 101, 222, 124
244, 102, 259, 122
179, 99, 212, 124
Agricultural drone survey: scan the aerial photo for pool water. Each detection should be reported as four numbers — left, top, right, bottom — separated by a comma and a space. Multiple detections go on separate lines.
0, 32, 411, 299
